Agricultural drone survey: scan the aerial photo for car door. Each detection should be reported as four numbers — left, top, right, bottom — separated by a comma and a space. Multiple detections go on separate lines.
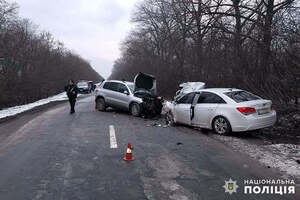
191, 92, 226, 128
116, 83, 131, 109
173, 92, 196, 125
103, 82, 119, 106
102, 82, 113, 105
107, 82, 124, 107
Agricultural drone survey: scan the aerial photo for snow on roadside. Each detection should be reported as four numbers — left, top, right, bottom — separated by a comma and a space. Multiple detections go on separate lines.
0, 92, 68, 120
212, 135, 300, 179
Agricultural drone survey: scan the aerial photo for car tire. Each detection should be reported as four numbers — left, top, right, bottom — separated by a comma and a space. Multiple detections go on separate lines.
96, 98, 106, 111
212, 116, 231, 135
130, 103, 141, 117
166, 112, 176, 126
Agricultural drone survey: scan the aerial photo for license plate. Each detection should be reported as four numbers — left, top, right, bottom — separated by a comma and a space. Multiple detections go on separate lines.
258, 108, 269, 115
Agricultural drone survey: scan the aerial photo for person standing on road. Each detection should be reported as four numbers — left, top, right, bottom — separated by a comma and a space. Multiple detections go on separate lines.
65, 80, 78, 114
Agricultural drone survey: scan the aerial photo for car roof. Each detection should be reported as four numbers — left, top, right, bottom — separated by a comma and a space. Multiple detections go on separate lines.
196, 88, 242, 93
104, 80, 133, 85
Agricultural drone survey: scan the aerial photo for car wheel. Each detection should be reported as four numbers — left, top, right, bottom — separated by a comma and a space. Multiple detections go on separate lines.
130, 103, 141, 117
213, 116, 231, 135
96, 98, 106, 111
166, 112, 176, 126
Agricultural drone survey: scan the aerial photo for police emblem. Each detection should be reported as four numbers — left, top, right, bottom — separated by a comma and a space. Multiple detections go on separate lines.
223, 178, 238, 194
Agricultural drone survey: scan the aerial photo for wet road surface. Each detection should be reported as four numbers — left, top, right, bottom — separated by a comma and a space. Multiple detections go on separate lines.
0, 96, 298, 200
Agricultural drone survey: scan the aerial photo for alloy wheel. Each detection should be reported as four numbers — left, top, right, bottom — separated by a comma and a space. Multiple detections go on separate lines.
214, 117, 230, 135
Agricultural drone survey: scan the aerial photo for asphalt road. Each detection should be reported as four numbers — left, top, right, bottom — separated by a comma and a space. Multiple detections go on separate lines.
0, 96, 298, 200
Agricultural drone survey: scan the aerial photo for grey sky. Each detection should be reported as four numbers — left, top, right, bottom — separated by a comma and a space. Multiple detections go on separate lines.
10, 0, 141, 78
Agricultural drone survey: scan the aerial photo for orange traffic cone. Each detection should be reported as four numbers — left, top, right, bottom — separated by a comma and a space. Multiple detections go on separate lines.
123, 143, 135, 161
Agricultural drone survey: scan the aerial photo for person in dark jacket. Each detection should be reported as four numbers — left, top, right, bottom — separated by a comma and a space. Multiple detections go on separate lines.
65, 80, 78, 114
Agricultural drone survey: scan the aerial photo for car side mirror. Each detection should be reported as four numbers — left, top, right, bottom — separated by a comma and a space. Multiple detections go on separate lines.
123, 90, 129, 95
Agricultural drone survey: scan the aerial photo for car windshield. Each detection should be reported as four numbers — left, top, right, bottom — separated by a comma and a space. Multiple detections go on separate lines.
77, 82, 88, 87
127, 83, 134, 92
225, 91, 261, 103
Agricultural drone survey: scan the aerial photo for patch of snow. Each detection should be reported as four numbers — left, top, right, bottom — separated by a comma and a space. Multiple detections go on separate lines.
0, 92, 69, 119
212, 135, 300, 179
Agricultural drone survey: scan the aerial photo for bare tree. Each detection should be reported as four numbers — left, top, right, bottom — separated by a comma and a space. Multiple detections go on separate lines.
111, 0, 299, 103
0, 0, 103, 108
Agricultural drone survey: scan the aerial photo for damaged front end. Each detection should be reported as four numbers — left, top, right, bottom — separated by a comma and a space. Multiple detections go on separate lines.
174, 82, 206, 101
134, 72, 163, 116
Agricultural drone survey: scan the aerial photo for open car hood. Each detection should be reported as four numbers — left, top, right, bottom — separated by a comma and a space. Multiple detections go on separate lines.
134, 72, 157, 97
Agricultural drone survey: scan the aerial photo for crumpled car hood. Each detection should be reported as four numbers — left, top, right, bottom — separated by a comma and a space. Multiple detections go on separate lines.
175, 82, 205, 100
178, 82, 205, 93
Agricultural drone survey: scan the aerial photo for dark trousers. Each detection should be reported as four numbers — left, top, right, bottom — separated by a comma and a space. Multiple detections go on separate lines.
69, 98, 76, 113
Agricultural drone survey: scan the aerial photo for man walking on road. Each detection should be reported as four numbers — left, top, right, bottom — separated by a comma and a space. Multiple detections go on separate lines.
65, 80, 78, 114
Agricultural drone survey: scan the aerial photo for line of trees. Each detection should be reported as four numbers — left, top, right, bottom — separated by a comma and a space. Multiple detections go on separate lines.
0, 0, 103, 109
110, 0, 300, 105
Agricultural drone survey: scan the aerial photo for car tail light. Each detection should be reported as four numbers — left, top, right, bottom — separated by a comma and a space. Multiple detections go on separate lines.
271, 104, 275, 110
237, 107, 256, 115
95, 88, 99, 92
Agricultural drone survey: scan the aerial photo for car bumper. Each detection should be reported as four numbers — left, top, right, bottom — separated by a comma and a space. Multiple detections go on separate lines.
231, 111, 277, 132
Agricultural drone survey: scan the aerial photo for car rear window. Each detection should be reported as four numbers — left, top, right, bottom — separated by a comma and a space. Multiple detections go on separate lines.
225, 91, 261, 103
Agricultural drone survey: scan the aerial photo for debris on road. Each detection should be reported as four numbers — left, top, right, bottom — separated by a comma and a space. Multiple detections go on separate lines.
152, 123, 161, 127
146, 119, 171, 128
146, 120, 169, 128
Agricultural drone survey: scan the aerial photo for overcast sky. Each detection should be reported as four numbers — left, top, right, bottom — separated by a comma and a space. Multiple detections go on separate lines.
9, 0, 141, 78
